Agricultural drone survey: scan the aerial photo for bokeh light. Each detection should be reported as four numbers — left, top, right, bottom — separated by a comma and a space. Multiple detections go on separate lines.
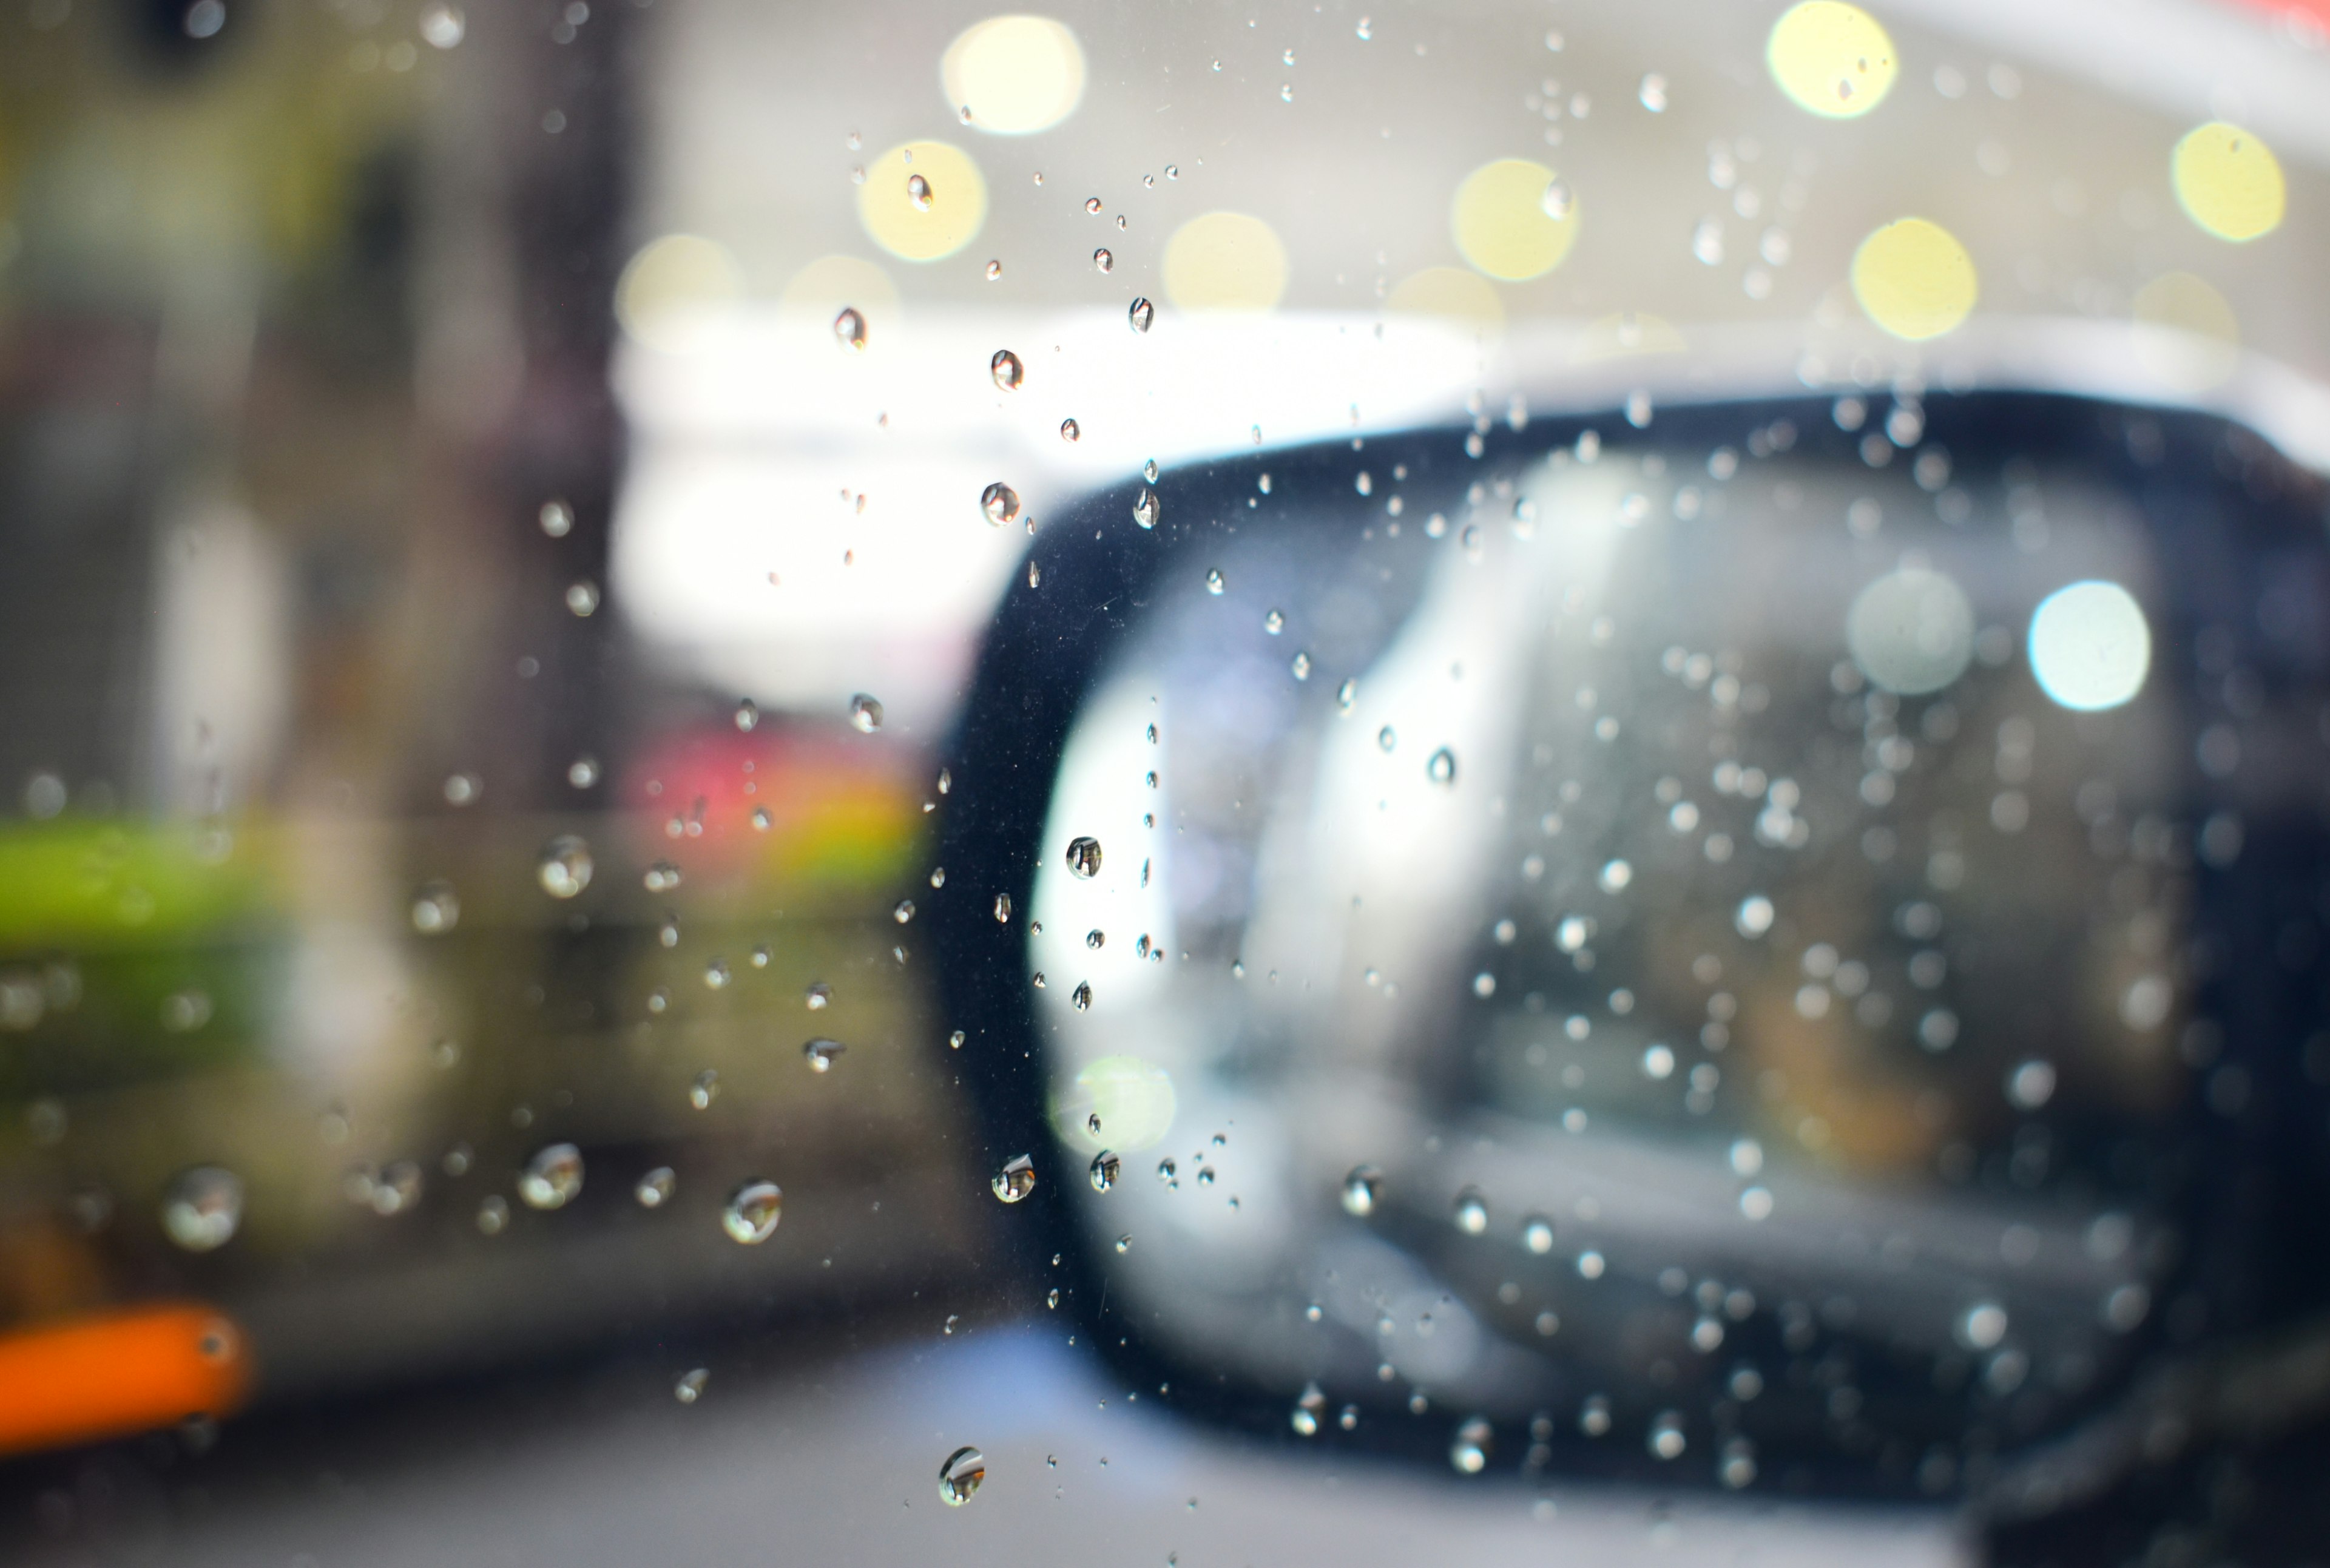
1767, 2, 1897, 119
778, 254, 903, 330
1850, 217, 1976, 341
615, 234, 746, 349
1385, 266, 1504, 332
1160, 211, 1289, 313
2131, 271, 2239, 390
1451, 158, 1579, 282
2029, 581, 2151, 712
2171, 121, 2285, 243
857, 140, 988, 262
940, 15, 1087, 135
1050, 1056, 1178, 1153
1846, 567, 1975, 695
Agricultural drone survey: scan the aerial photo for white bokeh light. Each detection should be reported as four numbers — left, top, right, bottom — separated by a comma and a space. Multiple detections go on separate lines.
2028, 581, 2151, 711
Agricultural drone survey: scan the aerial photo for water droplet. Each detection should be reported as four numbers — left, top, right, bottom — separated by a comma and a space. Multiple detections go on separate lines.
1427, 746, 1457, 786
1336, 678, 1357, 711
804, 981, 832, 1010
849, 693, 884, 732
1453, 1188, 1490, 1234
635, 1166, 675, 1206
1377, 725, 1397, 751
1205, 567, 1225, 594
1093, 248, 1113, 272
565, 581, 599, 617
993, 892, 1013, 924
1065, 836, 1103, 878
1649, 1412, 1687, 1459
799, 1036, 847, 1073
567, 755, 599, 788
1071, 981, 1093, 1012
833, 307, 866, 351
992, 1154, 1038, 1203
981, 481, 1021, 526
985, 259, 1002, 280
1084, 196, 1104, 214
1291, 1382, 1328, 1436
689, 1070, 720, 1110
1341, 1164, 1382, 1217
643, 860, 682, 893
161, 1167, 243, 1252
476, 1195, 508, 1234
907, 172, 933, 210
539, 499, 573, 536
411, 881, 460, 935
1089, 1150, 1121, 1191
1059, 417, 1081, 442
703, 958, 731, 990
1113, 1233, 1132, 1252
674, 1368, 709, 1403
1290, 651, 1312, 681
1540, 180, 1573, 220
1524, 1215, 1555, 1253
1639, 72, 1669, 112
734, 698, 759, 732
939, 1445, 987, 1505
721, 1179, 783, 1243
1157, 1157, 1177, 1183
990, 348, 1024, 390
519, 1143, 584, 1209
1128, 297, 1155, 333
1356, 15, 1373, 38
1132, 487, 1161, 530
538, 835, 593, 899
1735, 894, 1775, 937
1450, 1416, 1493, 1474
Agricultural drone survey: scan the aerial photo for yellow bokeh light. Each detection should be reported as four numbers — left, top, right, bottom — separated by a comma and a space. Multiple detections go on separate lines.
1160, 211, 1288, 313
2171, 121, 2284, 243
615, 234, 746, 349
1450, 159, 1578, 282
857, 141, 987, 263
941, 15, 1086, 135
1767, 1, 1897, 118
2132, 271, 2239, 390
779, 255, 902, 322
1850, 218, 1977, 341
1385, 266, 1504, 333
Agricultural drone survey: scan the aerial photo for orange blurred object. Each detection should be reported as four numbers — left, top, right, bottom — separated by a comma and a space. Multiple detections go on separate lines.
0, 1303, 251, 1456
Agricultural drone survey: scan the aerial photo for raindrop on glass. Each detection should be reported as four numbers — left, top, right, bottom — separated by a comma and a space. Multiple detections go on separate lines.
833, 307, 866, 351
990, 348, 1024, 390
1092, 248, 1113, 272
803, 1037, 846, 1072
1453, 1188, 1490, 1234
1070, 981, 1093, 1012
721, 1179, 783, 1243
1450, 1416, 1493, 1474
1427, 747, 1457, 786
689, 1070, 720, 1110
635, 1166, 676, 1207
981, 481, 1021, 526
674, 1368, 709, 1403
1065, 836, 1103, 878
1089, 1150, 1121, 1191
1132, 487, 1161, 530
1059, 417, 1080, 442
938, 1445, 987, 1505
518, 1143, 584, 1209
1128, 297, 1155, 333
538, 835, 593, 899
1540, 181, 1573, 220
849, 693, 883, 732
992, 1154, 1038, 1203
1341, 1164, 1382, 1217
907, 173, 932, 210
161, 1167, 243, 1252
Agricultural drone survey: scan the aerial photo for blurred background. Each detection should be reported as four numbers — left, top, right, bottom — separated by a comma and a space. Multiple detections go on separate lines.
0, 0, 2326, 1562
